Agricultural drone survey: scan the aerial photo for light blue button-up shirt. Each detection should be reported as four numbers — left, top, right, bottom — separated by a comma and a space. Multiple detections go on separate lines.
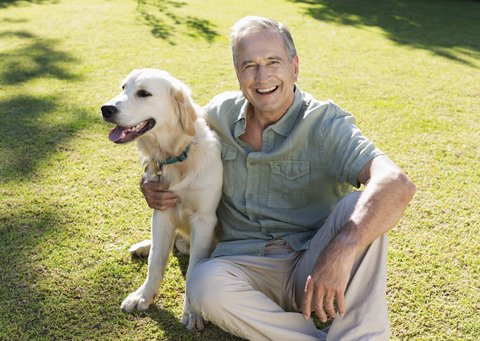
205, 86, 383, 258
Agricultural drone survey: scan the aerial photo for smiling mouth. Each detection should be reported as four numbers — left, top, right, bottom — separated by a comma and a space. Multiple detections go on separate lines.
108, 119, 156, 144
256, 86, 278, 94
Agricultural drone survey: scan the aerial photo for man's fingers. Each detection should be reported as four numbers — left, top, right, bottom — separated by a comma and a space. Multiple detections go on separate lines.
323, 293, 337, 320
313, 292, 327, 323
151, 198, 179, 211
336, 292, 346, 317
302, 276, 314, 320
303, 277, 347, 323
142, 180, 169, 192
141, 180, 179, 210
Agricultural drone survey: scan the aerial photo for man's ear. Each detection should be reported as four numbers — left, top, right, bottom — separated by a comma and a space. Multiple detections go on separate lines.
235, 68, 241, 90
293, 55, 299, 82
170, 85, 197, 136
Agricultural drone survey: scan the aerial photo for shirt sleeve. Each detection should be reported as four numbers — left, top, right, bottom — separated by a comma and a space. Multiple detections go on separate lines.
321, 101, 383, 187
204, 91, 241, 131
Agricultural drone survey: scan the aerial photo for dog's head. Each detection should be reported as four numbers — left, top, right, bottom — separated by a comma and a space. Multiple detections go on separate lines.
101, 69, 197, 144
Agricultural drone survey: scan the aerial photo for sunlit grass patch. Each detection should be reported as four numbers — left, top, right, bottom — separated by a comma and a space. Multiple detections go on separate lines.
1, 0, 479, 340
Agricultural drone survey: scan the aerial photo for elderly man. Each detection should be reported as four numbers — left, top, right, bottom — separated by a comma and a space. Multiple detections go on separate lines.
142, 16, 415, 341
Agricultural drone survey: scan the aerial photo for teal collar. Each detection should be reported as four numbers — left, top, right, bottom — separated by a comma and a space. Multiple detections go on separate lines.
157, 141, 193, 166
152, 141, 193, 183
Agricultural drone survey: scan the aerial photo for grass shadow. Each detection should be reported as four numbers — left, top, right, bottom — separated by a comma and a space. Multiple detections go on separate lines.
290, 0, 480, 67
0, 31, 81, 85
0, 30, 90, 180
140, 305, 248, 341
136, 0, 219, 44
0, 0, 58, 8
0, 206, 76, 338
0, 94, 96, 180
0, 206, 161, 339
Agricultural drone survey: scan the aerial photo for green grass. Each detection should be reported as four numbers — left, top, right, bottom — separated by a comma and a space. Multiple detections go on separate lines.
1, 0, 479, 339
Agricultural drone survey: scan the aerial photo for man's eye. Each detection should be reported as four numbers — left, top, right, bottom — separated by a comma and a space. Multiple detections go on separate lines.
137, 89, 152, 97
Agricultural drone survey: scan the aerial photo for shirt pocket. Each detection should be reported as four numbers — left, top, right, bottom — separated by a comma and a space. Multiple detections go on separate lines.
268, 161, 310, 209
221, 142, 238, 197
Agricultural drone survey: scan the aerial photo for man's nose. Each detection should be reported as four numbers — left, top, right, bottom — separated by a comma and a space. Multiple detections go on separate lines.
255, 65, 271, 83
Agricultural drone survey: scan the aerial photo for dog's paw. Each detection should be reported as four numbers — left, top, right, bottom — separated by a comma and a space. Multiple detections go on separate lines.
181, 306, 207, 331
121, 289, 156, 313
174, 235, 190, 255
129, 239, 151, 257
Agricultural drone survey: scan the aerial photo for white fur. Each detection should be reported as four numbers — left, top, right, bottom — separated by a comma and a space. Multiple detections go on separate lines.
102, 69, 223, 331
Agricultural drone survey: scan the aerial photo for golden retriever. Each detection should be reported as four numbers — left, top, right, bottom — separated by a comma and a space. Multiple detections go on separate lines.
101, 69, 223, 330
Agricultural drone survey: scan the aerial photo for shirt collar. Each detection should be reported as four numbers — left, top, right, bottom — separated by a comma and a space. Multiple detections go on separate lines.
271, 85, 304, 137
234, 84, 304, 138
234, 99, 249, 138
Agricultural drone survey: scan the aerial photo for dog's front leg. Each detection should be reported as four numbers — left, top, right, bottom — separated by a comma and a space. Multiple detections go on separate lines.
182, 212, 217, 330
121, 209, 176, 312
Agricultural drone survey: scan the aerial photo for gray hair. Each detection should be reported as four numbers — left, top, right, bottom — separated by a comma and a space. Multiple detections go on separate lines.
230, 16, 297, 70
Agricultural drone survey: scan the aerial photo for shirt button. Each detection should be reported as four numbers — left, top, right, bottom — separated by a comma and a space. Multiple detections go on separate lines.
288, 171, 293, 177
253, 216, 259, 221
250, 161, 256, 166
248, 193, 253, 199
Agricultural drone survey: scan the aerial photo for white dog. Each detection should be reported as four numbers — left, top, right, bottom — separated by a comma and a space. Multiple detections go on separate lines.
101, 69, 223, 331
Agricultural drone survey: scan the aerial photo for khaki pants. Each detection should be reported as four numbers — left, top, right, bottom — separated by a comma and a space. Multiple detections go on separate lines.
187, 192, 390, 340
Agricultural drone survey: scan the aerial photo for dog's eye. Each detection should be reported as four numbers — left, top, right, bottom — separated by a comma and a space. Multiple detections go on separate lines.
137, 89, 152, 98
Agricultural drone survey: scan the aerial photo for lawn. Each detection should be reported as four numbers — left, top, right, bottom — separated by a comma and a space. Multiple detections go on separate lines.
0, 0, 479, 340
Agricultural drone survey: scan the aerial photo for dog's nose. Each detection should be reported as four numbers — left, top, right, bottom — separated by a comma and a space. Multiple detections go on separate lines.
101, 105, 118, 119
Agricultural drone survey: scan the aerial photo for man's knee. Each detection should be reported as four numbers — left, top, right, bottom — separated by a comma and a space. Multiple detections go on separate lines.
186, 259, 232, 317
333, 191, 362, 225
342, 190, 362, 209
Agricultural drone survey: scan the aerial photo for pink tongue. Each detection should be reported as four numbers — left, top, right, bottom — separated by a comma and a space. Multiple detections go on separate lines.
109, 126, 128, 142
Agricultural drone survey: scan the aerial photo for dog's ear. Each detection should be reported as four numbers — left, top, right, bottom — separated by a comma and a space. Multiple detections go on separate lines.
170, 85, 197, 136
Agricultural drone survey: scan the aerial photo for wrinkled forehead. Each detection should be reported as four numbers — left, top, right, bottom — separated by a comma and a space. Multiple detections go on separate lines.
237, 29, 282, 49
237, 31, 287, 61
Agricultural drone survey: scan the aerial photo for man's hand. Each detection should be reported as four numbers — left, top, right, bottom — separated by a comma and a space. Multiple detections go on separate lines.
302, 235, 357, 323
140, 177, 179, 211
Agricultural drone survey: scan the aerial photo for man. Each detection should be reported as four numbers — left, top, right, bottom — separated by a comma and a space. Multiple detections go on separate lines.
142, 16, 416, 340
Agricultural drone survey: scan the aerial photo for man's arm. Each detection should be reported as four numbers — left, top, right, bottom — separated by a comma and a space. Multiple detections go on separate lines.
302, 155, 416, 322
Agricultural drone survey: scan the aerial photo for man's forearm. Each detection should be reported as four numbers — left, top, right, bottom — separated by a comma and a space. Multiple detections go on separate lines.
337, 155, 416, 255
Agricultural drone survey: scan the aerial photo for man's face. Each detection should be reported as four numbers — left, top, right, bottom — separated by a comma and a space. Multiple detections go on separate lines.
235, 31, 299, 120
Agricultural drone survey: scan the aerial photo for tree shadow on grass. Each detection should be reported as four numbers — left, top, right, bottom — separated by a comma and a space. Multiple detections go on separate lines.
0, 94, 97, 180
290, 0, 480, 67
136, 0, 219, 44
0, 207, 76, 338
0, 0, 58, 8
0, 30, 90, 180
0, 31, 81, 85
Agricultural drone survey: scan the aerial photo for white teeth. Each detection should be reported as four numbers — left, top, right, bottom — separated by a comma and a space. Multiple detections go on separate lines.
130, 122, 145, 132
257, 86, 277, 93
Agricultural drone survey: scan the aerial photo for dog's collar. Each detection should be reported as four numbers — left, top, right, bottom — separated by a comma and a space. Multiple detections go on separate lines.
157, 141, 193, 166
152, 141, 193, 183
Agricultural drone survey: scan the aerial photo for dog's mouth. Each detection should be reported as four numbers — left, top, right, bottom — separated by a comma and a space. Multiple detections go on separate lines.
109, 119, 156, 144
